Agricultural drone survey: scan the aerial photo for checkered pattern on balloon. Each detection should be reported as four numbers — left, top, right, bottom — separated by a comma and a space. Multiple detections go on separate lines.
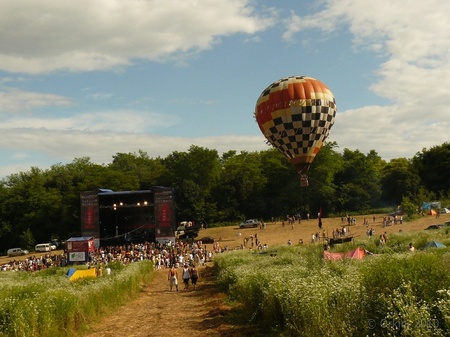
255, 76, 337, 187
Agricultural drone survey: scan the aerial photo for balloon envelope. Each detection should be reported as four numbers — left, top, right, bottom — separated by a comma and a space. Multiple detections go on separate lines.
255, 76, 336, 186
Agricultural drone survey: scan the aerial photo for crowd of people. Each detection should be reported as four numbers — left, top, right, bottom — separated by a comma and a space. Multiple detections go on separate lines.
1, 252, 67, 271
1, 239, 218, 273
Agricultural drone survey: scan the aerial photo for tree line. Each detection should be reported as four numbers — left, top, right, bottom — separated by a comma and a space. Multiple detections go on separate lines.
1, 142, 449, 252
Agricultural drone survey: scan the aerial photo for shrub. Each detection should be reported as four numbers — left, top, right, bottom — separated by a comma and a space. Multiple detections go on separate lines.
0, 260, 154, 337
214, 233, 450, 337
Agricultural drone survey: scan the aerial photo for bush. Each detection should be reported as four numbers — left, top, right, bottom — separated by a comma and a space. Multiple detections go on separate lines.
0, 261, 154, 337
214, 234, 450, 337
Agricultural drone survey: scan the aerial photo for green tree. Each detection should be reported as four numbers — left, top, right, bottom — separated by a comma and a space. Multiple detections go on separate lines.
109, 150, 167, 189
381, 158, 420, 205
1, 167, 62, 246
307, 142, 343, 216
334, 149, 383, 212
259, 149, 300, 218
19, 228, 35, 250
214, 151, 266, 220
401, 196, 419, 218
163, 145, 221, 223
412, 143, 450, 195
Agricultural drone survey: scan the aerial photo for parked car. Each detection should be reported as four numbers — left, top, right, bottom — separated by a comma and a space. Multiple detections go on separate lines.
50, 239, 60, 249
35, 243, 52, 252
424, 224, 443, 230
239, 219, 261, 229
199, 236, 215, 244
7, 248, 29, 257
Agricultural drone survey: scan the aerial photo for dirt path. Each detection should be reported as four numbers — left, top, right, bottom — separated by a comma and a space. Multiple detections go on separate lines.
82, 264, 254, 337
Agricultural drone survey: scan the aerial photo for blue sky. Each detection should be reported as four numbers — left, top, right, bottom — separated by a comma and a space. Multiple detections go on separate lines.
0, 0, 449, 178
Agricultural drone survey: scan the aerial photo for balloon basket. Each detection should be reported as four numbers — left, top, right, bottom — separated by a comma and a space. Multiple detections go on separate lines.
300, 175, 309, 187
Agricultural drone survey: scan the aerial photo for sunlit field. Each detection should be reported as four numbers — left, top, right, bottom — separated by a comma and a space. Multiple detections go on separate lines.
0, 213, 448, 337
214, 228, 450, 337
0, 261, 154, 337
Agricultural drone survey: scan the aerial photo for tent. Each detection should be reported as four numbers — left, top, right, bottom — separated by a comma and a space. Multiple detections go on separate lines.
427, 209, 437, 215
66, 267, 97, 281
422, 241, 446, 249
440, 208, 450, 214
323, 246, 366, 261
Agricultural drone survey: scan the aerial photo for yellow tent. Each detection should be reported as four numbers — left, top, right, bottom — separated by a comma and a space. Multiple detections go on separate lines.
68, 268, 97, 282
427, 209, 437, 215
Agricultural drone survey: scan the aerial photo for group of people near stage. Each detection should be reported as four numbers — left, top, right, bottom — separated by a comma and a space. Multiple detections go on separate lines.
1, 252, 67, 272
1, 240, 215, 274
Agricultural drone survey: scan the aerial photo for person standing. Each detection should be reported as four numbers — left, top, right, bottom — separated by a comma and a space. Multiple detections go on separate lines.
182, 264, 191, 290
168, 265, 178, 291
190, 265, 199, 290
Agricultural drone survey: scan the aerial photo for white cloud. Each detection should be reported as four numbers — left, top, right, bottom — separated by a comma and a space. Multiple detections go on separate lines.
284, 0, 450, 159
332, 103, 449, 160
0, 109, 180, 133
0, 88, 72, 112
0, 0, 275, 74
0, 128, 267, 177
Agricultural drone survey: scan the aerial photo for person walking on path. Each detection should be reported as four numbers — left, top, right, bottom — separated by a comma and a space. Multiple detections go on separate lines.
168, 265, 178, 291
182, 264, 191, 291
190, 264, 199, 290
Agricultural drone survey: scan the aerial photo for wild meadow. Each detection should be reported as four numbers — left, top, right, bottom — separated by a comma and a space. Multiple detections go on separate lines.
214, 229, 450, 337
0, 261, 154, 337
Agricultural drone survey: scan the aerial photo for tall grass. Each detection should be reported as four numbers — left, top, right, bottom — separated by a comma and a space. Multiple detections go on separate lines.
214, 231, 450, 336
0, 261, 154, 337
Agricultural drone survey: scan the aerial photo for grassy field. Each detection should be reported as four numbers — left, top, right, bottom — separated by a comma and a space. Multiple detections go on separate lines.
211, 214, 450, 337
0, 261, 154, 337
198, 212, 450, 253
0, 213, 448, 337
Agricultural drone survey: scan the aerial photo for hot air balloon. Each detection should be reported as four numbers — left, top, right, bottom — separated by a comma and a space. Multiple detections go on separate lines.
254, 76, 336, 187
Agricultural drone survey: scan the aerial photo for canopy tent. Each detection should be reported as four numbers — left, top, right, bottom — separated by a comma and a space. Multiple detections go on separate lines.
323, 246, 366, 261
422, 241, 446, 249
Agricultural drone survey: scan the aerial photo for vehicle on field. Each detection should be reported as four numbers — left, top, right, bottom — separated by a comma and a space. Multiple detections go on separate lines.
177, 220, 201, 238
175, 226, 185, 236
424, 224, 443, 230
50, 239, 60, 249
35, 243, 52, 252
328, 236, 354, 245
7, 248, 29, 257
199, 236, 215, 244
239, 219, 261, 229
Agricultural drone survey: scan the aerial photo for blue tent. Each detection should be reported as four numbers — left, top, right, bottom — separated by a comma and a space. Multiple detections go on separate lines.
66, 268, 76, 278
422, 241, 446, 249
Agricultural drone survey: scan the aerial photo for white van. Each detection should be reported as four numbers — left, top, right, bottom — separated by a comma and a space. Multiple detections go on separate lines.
7, 248, 29, 257
35, 243, 52, 252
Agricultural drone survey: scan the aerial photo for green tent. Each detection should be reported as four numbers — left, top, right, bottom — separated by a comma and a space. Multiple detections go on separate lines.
422, 241, 446, 249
